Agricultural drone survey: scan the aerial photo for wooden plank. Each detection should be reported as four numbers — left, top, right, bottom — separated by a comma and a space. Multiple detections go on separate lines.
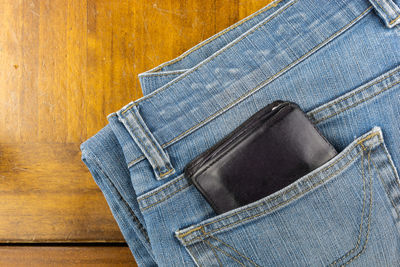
0, 143, 124, 242
0, 0, 272, 245
0, 246, 137, 266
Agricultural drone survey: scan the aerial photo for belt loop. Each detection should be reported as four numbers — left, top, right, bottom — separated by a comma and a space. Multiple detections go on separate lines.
369, 0, 400, 27
116, 102, 175, 180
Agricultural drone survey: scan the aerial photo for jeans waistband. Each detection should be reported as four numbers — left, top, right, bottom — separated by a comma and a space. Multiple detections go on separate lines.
107, 0, 394, 180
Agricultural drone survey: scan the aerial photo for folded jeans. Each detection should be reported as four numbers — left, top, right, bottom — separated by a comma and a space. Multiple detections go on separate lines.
81, 0, 400, 266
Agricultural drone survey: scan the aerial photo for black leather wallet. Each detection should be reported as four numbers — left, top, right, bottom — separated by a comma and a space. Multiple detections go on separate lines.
184, 100, 338, 214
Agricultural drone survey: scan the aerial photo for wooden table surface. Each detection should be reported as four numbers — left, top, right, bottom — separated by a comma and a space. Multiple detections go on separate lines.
0, 0, 272, 265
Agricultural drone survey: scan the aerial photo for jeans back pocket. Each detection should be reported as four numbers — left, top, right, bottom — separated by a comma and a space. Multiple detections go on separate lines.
175, 127, 400, 266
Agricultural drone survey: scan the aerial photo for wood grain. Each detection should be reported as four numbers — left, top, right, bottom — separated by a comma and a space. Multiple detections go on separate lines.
0, 0, 272, 263
0, 143, 124, 242
0, 246, 136, 266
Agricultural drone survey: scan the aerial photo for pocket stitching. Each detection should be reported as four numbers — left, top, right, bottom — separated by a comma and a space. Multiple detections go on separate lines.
203, 238, 247, 267
371, 143, 400, 218
207, 233, 261, 267
308, 68, 400, 117
207, 239, 223, 267
190, 146, 373, 266
329, 147, 372, 266
178, 135, 371, 244
313, 79, 400, 124
186, 245, 204, 267
181, 149, 362, 243
139, 174, 185, 201
142, 183, 190, 211
341, 147, 374, 266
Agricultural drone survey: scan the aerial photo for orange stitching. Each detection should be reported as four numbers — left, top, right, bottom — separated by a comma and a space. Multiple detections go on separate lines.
186, 245, 204, 267
159, 167, 174, 177
192, 151, 361, 243
130, 108, 173, 177
390, 13, 400, 25
357, 132, 380, 146
121, 102, 137, 115
374, 0, 392, 20
159, 6, 373, 147
341, 148, 373, 266
371, 146, 400, 217
179, 147, 366, 245
308, 67, 400, 116
142, 184, 190, 211
208, 234, 261, 267
128, 60, 399, 169
203, 238, 246, 267
177, 131, 380, 242
209, 241, 223, 267
128, 155, 145, 167
314, 79, 400, 124
386, 0, 400, 15
136, 0, 298, 104
139, 174, 185, 201
126, 6, 377, 170
178, 226, 203, 238
329, 149, 367, 266
195, 142, 364, 226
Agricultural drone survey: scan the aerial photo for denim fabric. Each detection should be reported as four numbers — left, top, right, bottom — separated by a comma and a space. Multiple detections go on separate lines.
81, 0, 400, 266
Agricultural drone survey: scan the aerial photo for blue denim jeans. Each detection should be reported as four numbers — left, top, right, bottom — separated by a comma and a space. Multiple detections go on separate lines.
81, 0, 400, 266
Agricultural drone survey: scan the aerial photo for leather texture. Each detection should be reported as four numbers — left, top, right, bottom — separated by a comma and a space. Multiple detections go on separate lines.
184, 101, 338, 214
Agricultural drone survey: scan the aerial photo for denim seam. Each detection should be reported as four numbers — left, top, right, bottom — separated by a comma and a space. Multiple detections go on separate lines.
341, 148, 373, 266
390, 13, 400, 24
136, 0, 298, 103
128, 156, 145, 167
147, 0, 285, 73
125, 107, 173, 177
83, 150, 151, 245
186, 245, 203, 267
158, 6, 372, 148
329, 148, 369, 266
381, 143, 400, 188
141, 183, 191, 211
139, 174, 185, 201
313, 79, 400, 124
138, 132, 373, 211
180, 149, 362, 244
207, 233, 261, 267
374, 0, 400, 25
371, 157, 400, 216
120, 102, 137, 115
308, 67, 400, 116
126, 6, 374, 169
201, 231, 224, 267
371, 143, 400, 217
184, 144, 374, 265
178, 130, 380, 242
386, 0, 400, 14
142, 125, 377, 217
208, 240, 223, 267
139, 65, 392, 210
375, 0, 392, 20
139, 69, 189, 77
177, 137, 369, 243
203, 238, 246, 267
